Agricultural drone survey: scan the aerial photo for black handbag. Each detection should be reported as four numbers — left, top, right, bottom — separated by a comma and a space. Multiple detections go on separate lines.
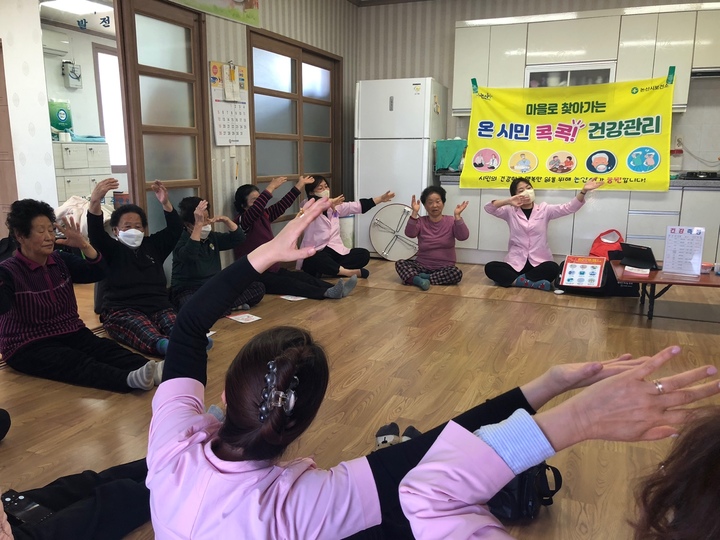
487, 462, 562, 522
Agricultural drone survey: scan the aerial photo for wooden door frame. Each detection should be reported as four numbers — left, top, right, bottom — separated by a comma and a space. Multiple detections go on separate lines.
247, 28, 343, 199
115, 0, 212, 213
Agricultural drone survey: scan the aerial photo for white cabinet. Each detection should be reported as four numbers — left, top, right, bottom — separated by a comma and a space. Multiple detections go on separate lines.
53, 142, 111, 204
525, 62, 615, 88
451, 26, 489, 115
679, 189, 720, 263
653, 11, 696, 109
571, 191, 630, 256
451, 24, 528, 113
442, 183, 482, 250
488, 24, 527, 89
478, 190, 510, 252
693, 10, 720, 69
526, 17, 621, 65
540, 190, 574, 256
616, 14, 658, 82
626, 189, 682, 256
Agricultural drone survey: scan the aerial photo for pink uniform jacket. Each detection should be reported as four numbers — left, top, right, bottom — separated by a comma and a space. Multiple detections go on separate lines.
400, 421, 516, 539
296, 201, 361, 269
484, 198, 584, 271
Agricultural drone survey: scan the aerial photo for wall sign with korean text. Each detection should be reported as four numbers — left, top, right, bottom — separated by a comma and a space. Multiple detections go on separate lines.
460, 77, 672, 191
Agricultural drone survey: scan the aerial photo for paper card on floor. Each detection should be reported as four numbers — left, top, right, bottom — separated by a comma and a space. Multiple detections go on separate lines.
281, 295, 308, 301
227, 313, 261, 323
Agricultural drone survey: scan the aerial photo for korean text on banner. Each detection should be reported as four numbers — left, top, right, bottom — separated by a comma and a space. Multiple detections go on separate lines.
460, 77, 673, 191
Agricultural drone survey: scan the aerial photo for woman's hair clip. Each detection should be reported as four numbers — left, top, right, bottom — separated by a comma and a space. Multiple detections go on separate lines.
259, 361, 299, 423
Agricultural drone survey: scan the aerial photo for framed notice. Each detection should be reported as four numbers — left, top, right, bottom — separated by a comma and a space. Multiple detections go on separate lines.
662, 226, 704, 275
559, 255, 606, 288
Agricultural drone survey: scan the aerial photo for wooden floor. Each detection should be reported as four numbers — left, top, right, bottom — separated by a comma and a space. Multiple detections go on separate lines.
2, 258, 720, 539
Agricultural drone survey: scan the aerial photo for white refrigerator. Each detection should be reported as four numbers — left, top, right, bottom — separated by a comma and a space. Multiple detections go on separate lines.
354, 77, 448, 254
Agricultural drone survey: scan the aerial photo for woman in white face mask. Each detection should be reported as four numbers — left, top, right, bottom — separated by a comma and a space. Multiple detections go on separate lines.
88, 178, 188, 358
170, 196, 265, 312
297, 175, 395, 279
483, 178, 604, 290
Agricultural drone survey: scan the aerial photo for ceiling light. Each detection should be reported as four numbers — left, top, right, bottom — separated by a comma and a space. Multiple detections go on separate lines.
40, 0, 113, 16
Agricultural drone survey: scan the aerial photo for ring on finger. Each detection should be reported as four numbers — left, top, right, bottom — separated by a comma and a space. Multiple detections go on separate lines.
652, 379, 665, 395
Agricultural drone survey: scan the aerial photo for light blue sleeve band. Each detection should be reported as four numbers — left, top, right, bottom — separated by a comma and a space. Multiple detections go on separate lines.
474, 409, 556, 475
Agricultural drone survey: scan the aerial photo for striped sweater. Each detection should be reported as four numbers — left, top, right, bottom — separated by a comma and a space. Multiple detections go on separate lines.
0, 249, 106, 359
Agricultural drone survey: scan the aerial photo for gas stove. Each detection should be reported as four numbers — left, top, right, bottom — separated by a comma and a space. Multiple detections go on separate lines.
678, 171, 720, 179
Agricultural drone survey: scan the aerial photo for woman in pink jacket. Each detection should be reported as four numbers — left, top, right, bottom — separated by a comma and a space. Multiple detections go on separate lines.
484, 178, 603, 290
297, 175, 394, 279
148, 198, 703, 539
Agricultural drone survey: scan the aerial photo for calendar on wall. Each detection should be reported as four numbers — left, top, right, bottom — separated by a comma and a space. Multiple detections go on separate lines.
209, 61, 250, 146
662, 226, 705, 275
211, 87, 250, 146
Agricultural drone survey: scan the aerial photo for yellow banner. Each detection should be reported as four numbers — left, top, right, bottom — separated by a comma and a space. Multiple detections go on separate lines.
460, 77, 673, 191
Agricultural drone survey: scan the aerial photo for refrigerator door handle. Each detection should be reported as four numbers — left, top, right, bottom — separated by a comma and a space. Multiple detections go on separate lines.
389, 96, 394, 112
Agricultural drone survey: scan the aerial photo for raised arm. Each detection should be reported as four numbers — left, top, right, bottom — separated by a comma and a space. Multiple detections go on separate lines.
163, 198, 331, 384
405, 195, 422, 238
87, 178, 119, 254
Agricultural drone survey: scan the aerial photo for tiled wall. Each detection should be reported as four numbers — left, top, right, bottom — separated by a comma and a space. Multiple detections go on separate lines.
671, 78, 720, 171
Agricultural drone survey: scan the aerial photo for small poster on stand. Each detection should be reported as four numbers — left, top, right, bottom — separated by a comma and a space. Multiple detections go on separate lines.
559, 255, 606, 288
662, 226, 704, 275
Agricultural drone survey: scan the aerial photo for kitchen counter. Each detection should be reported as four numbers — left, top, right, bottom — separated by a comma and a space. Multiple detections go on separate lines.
437, 174, 720, 189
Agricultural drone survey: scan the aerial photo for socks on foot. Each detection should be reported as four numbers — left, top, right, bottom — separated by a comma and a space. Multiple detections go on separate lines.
127, 360, 156, 391
231, 303, 250, 311
375, 422, 400, 451
360, 268, 370, 279
418, 273, 431, 280
206, 337, 214, 351
156, 338, 169, 355
207, 404, 226, 422
401, 425, 422, 442
513, 275, 552, 290
153, 360, 164, 386
323, 279, 344, 299
412, 275, 430, 291
342, 275, 358, 297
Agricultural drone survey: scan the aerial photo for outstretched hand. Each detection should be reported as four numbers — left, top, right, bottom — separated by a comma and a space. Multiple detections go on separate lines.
454, 201, 469, 219
583, 179, 605, 192
54, 216, 88, 249
536, 346, 720, 451
410, 195, 421, 215
194, 200, 208, 225
152, 180, 171, 210
247, 197, 332, 273
509, 194, 530, 207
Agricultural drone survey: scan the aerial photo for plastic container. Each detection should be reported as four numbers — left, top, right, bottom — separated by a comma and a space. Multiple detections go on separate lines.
669, 148, 683, 172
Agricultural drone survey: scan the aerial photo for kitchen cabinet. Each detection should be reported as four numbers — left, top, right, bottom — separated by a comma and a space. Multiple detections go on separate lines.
653, 11, 696, 109
53, 142, 111, 204
571, 191, 630, 256
488, 24, 527, 89
693, 10, 720, 69
451, 26, 489, 115
616, 14, 658, 82
679, 188, 720, 263
526, 17, 621, 65
442, 183, 482, 249
626, 189, 682, 256
525, 62, 615, 88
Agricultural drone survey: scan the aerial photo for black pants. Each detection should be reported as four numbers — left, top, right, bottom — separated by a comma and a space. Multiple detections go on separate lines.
484, 260, 560, 287
6, 328, 148, 392
258, 268, 334, 300
345, 387, 533, 539
0, 408, 10, 441
302, 247, 370, 277
7, 459, 150, 540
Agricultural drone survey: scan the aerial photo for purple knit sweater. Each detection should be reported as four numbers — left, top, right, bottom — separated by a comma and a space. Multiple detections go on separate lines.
0, 250, 104, 359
